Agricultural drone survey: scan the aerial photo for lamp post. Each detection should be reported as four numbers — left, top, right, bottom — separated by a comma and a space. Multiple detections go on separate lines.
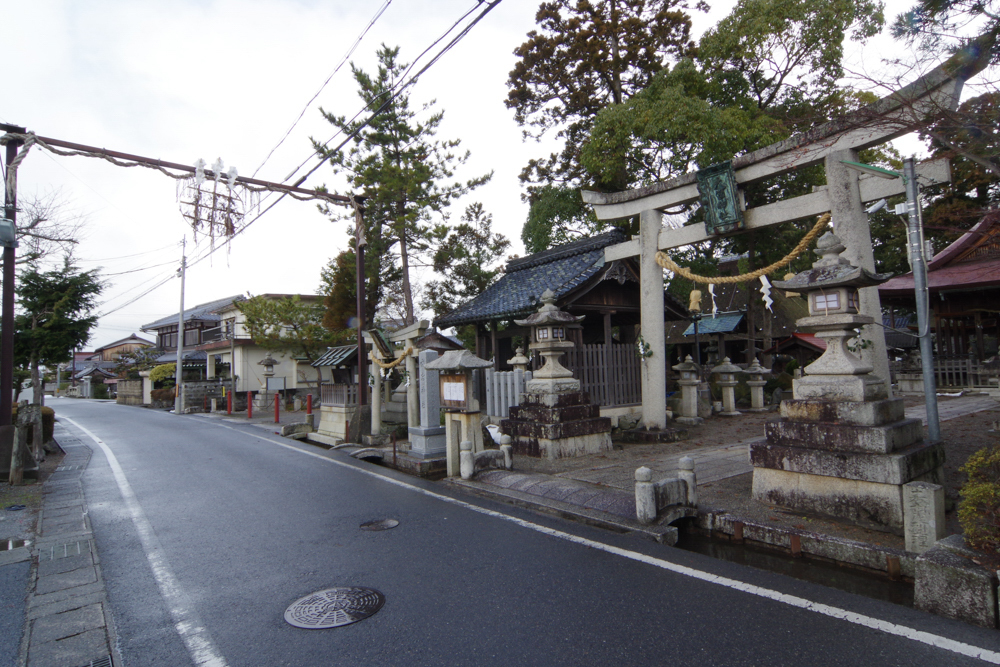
840, 158, 940, 442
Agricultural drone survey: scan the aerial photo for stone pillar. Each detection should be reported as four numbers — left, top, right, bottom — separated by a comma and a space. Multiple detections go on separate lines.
409, 349, 446, 459
639, 209, 667, 429
825, 149, 891, 394
370, 355, 382, 437
206, 355, 215, 379
904, 481, 946, 554
635, 466, 656, 524
140, 370, 152, 405
405, 340, 419, 428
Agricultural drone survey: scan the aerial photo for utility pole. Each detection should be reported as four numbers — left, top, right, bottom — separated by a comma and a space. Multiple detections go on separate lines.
353, 197, 367, 408
904, 157, 941, 442
0, 125, 24, 427
174, 238, 187, 415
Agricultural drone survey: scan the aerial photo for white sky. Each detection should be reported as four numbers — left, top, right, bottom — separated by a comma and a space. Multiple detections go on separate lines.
4, 0, 938, 349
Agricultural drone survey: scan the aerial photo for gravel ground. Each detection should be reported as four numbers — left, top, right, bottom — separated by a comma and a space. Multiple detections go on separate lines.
511, 394, 1000, 548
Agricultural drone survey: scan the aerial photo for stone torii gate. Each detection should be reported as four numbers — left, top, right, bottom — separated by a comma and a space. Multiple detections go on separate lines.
583, 52, 987, 431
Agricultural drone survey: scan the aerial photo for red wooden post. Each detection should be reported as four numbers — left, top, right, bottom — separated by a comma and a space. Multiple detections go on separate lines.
248, 394, 253, 419
274, 395, 280, 424
306, 393, 312, 415
227, 390, 232, 415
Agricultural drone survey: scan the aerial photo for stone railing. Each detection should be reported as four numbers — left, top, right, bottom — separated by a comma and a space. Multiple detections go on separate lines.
460, 435, 514, 480
634, 457, 698, 524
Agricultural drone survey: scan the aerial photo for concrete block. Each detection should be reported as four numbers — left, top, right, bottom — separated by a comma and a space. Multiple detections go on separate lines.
30, 603, 105, 645
654, 477, 687, 509
903, 482, 945, 554
915, 536, 998, 629
34, 566, 98, 596
749, 440, 944, 485
765, 418, 923, 454
780, 398, 904, 426
27, 628, 109, 667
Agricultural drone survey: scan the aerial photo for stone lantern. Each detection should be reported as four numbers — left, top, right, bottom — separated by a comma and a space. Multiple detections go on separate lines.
500, 291, 612, 459
751, 230, 945, 534
739, 357, 771, 412
672, 355, 702, 425
507, 347, 530, 373
711, 357, 742, 416
258, 353, 277, 377
515, 289, 583, 394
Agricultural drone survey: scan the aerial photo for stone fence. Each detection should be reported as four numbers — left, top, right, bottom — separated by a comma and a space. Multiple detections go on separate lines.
485, 369, 530, 419
116, 380, 143, 406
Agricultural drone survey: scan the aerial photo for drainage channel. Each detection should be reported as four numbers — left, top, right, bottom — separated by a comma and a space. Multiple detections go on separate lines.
674, 528, 914, 607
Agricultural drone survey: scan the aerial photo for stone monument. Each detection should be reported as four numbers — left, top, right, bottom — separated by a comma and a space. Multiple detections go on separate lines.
501, 291, 612, 459
751, 231, 944, 533
408, 349, 447, 459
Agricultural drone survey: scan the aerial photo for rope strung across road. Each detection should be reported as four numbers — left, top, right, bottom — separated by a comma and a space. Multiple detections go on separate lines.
654, 213, 832, 284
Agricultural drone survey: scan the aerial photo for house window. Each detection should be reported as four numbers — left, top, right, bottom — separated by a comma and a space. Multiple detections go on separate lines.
184, 328, 200, 346
160, 332, 177, 349
813, 292, 840, 311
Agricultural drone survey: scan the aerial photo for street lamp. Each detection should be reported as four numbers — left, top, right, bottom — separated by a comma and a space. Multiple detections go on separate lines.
841, 158, 940, 442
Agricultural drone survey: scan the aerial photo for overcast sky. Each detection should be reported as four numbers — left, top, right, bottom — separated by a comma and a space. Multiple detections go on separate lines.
5, 0, 935, 350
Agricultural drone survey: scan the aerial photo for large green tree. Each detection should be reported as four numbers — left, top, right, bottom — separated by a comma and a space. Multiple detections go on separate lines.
316, 44, 490, 326
14, 261, 102, 404
236, 295, 337, 385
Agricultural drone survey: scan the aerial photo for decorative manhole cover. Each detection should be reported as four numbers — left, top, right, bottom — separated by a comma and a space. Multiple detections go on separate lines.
360, 519, 398, 531
284, 587, 385, 629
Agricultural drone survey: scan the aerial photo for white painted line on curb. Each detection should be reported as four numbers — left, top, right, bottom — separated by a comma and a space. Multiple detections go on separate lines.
61, 416, 229, 667
210, 421, 1000, 665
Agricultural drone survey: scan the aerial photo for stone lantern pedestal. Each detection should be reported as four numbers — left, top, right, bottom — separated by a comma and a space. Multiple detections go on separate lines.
750, 232, 944, 533
501, 291, 612, 459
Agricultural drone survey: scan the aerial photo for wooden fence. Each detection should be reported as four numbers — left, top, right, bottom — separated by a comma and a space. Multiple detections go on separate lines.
560, 343, 642, 407
891, 356, 1000, 389
321, 383, 358, 406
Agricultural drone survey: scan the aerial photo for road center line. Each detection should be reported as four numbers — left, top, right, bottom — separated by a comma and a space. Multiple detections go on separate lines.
62, 416, 229, 667
207, 420, 1000, 665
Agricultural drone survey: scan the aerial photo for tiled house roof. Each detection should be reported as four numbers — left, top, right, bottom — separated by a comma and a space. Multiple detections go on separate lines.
141, 294, 245, 331
435, 230, 628, 328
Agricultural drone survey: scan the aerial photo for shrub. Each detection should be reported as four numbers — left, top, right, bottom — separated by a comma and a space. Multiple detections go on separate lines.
958, 445, 1000, 555
92, 383, 109, 399
149, 363, 176, 384
151, 387, 176, 401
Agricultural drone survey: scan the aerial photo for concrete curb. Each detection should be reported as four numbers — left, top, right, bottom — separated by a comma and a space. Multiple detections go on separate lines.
18, 423, 118, 667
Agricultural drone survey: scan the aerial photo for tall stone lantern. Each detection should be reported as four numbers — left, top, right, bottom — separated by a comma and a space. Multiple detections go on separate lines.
711, 357, 742, 416
500, 290, 612, 459
672, 355, 702, 425
750, 231, 945, 533
740, 358, 771, 412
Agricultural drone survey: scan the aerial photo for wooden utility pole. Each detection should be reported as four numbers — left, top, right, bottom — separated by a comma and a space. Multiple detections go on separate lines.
174, 238, 187, 415
353, 198, 367, 408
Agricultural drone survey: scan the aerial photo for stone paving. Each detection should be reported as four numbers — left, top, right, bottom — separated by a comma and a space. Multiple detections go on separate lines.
17, 424, 115, 667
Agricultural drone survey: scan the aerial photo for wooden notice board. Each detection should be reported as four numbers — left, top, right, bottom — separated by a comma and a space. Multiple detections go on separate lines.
439, 374, 468, 409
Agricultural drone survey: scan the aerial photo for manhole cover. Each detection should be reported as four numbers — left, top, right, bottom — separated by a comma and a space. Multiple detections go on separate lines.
360, 519, 398, 531
284, 587, 385, 629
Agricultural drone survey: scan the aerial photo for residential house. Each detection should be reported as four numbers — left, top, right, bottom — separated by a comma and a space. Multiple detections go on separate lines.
141, 295, 244, 381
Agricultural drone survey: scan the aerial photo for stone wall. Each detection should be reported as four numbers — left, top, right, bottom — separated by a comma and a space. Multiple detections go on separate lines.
116, 380, 143, 406
180, 381, 225, 413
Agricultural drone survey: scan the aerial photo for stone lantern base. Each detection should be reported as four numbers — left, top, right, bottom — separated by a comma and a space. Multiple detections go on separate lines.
501, 389, 612, 460
749, 379, 945, 534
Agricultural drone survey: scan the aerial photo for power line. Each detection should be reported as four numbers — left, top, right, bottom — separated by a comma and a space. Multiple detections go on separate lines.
251, 0, 394, 179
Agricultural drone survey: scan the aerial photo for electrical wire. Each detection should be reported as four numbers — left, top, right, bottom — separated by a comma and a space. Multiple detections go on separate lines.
251, 0, 394, 178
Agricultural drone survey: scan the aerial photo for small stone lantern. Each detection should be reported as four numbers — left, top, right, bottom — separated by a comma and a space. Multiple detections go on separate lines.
514, 289, 584, 394
672, 355, 702, 425
772, 230, 891, 400
711, 357, 742, 416
258, 353, 277, 377
740, 357, 771, 412
507, 347, 530, 373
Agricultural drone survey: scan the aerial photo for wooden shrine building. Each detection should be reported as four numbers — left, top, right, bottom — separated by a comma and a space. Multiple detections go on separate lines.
434, 230, 688, 407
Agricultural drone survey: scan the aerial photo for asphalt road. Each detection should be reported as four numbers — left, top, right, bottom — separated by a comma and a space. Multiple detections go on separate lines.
52, 398, 1000, 666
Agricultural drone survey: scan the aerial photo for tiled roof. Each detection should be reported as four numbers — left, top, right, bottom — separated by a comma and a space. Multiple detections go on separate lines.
141, 295, 245, 331
313, 345, 358, 368
435, 230, 627, 328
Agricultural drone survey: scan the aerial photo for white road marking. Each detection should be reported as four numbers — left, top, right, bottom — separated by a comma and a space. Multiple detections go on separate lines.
207, 420, 1000, 665
61, 416, 229, 667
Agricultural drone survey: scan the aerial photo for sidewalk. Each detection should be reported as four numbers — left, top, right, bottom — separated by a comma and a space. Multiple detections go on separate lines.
1, 423, 117, 667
